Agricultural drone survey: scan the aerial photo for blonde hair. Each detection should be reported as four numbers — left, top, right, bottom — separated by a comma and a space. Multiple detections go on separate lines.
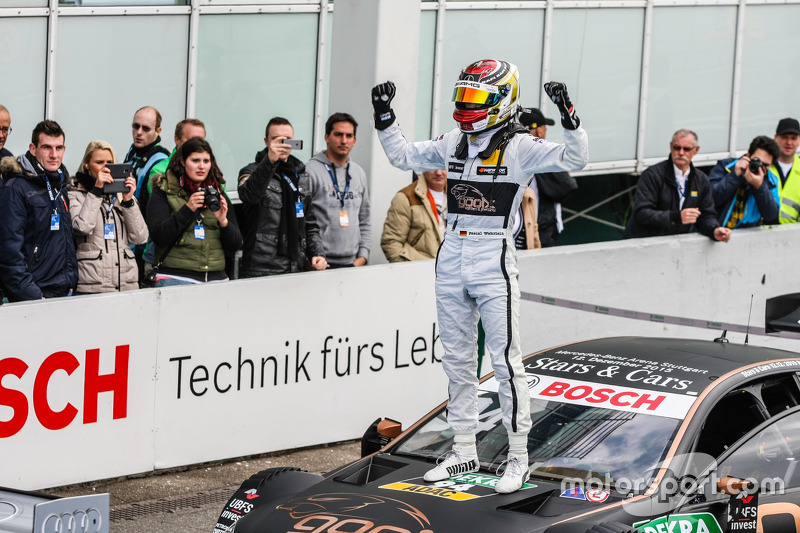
79, 140, 117, 174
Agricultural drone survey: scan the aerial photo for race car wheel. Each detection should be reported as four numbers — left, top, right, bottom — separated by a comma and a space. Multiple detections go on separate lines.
214, 467, 324, 533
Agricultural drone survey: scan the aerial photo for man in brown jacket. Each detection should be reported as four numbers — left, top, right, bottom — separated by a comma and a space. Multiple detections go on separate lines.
381, 169, 446, 262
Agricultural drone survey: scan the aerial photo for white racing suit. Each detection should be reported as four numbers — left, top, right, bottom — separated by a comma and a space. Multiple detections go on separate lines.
377, 121, 589, 439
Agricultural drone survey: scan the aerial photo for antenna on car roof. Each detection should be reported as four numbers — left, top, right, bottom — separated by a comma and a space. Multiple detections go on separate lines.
713, 330, 729, 343
745, 294, 753, 345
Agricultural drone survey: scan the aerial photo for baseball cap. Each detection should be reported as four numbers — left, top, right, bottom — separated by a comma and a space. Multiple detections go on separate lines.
776, 118, 800, 136
519, 107, 555, 129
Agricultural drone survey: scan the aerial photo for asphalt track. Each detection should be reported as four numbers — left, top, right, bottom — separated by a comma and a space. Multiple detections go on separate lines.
45, 440, 361, 533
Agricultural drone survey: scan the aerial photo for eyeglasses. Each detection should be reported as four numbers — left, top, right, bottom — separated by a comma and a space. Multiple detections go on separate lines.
132, 123, 153, 133
0, 127, 10, 134
671, 144, 696, 153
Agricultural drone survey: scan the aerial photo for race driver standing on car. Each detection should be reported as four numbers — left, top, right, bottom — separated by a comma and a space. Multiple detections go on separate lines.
371, 60, 588, 494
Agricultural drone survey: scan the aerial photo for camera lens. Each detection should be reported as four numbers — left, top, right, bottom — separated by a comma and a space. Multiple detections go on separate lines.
748, 157, 763, 174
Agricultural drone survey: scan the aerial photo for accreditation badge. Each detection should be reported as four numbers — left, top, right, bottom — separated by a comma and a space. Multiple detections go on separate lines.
339, 211, 350, 227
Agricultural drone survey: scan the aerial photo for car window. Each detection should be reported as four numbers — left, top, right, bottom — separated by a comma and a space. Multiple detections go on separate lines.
695, 374, 800, 459
703, 409, 800, 501
393, 390, 681, 491
695, 390, 768, 459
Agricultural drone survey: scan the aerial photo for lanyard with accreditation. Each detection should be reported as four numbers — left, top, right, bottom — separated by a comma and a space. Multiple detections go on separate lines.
34, 160, 65, 231
325, 163, 351, 227
280, 172, 304, 218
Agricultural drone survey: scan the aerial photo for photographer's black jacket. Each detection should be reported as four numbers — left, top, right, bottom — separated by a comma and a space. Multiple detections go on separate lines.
237, 150, 324, 276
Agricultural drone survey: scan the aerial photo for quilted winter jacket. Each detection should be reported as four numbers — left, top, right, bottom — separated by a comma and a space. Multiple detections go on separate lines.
0, 154, 78, 300
68, 172, 149, 292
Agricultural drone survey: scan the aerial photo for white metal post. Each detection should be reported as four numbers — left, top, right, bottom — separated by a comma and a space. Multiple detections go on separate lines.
186, 0, 200, 117
634, 0, 654, 174
540, 0, 554, 110
728, 0, 746, 155
313, 0, 329, 153
430, 0, 446, 137
45, 0, 59, 119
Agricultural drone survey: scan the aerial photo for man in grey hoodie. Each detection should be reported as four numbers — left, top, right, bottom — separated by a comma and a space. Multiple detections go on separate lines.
306, 113, 371, 267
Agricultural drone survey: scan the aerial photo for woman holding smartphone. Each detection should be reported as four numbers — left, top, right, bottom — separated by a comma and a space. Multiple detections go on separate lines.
69, 140, 149, 293
147, 137, 242, 287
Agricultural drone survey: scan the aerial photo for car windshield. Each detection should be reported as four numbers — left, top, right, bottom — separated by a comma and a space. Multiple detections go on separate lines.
393, 390, 681, 491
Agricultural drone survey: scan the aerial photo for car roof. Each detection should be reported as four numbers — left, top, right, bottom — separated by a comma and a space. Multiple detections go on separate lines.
530, 336, 800, 376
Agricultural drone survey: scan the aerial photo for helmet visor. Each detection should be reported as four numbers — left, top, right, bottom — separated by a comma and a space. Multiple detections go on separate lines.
452, 81, 500, 107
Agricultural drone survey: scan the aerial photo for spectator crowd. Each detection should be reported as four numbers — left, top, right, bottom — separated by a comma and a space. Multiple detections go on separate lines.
0, 102, 798, 303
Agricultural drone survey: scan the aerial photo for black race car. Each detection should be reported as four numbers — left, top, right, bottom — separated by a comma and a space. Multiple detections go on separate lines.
215, 334, 800, 533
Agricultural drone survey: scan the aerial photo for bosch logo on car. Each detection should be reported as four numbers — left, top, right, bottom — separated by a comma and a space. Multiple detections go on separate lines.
539, 380, 667, 411
508, 373, 699, 419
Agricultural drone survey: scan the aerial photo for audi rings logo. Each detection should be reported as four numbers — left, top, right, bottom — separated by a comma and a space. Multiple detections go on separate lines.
41, 508, 103, 533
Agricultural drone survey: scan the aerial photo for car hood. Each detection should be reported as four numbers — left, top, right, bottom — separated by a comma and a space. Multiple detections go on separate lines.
237, 454, 627, 532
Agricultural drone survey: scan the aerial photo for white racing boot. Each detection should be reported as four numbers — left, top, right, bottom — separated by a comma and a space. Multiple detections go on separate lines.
495, 454, 530, 494
424, 447, 480, 482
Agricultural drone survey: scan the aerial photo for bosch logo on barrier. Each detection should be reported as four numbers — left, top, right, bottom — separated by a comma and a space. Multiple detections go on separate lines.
539, 381, 666, 412
0, 345, 130, 438
42, 508, 103, 533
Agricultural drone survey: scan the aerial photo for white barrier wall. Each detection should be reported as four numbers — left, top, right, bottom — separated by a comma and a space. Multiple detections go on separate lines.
517, 224, 800, 354
1, 225, 799, 490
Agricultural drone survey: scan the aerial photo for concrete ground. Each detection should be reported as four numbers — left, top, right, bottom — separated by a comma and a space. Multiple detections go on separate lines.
45, 440, 361, 533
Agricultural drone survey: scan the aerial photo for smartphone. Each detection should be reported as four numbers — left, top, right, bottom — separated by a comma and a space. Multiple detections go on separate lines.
104, 163, 133, 194
284, 139, 303, 150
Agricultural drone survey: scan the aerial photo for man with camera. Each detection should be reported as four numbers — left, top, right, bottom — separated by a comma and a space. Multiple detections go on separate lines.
237, 117, 327, 276
0, 120, 78, 301
625, 129, 730, 241
709, 135, 781, 229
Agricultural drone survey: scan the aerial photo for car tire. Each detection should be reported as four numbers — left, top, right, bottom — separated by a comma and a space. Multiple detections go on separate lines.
214, 466, 324, 532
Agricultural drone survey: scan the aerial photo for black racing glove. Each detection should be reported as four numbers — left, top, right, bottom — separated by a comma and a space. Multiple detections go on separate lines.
544, 81, 580, 130
371, 81, 397, 130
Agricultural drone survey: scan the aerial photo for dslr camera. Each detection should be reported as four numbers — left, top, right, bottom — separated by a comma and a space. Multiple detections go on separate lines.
749, 157, 768, 174
203, 186, 221, 212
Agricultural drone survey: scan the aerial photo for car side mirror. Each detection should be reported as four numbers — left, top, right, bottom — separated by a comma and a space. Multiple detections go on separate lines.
360, 417, 403, 457
717, 476, 755, 495
765, 293, 800, 333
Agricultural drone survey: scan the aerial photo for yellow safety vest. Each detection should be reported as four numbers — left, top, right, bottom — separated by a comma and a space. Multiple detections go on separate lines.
773, 154, 800, 224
